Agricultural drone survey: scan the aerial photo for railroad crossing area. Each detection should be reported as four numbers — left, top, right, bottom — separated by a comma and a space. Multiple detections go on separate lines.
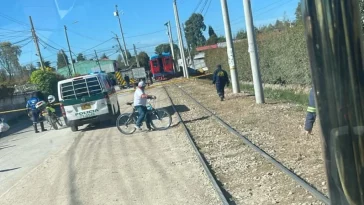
0, 79, 327, 205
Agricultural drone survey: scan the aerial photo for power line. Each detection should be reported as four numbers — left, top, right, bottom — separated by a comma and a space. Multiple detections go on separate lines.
79, 38, 114, 53
200, 0, 209, 13
193, 0, 203, 13
203, 0, 212, 17
68, 29, 103, 42
254, 0, 296, 17
0, 13, 29, 27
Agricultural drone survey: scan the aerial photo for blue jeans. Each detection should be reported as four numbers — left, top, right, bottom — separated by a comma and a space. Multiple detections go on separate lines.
304, 112, 316, 131
135, 106, 151, 128
30, 109, 40, 124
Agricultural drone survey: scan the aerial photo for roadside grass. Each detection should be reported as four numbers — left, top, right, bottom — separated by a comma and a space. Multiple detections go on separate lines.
240, 83, 308, 106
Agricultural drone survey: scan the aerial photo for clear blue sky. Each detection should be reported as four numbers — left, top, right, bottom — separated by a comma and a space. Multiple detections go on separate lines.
0, 0, 299, 68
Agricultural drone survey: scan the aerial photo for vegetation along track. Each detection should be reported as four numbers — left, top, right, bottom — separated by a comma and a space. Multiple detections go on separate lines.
164, 84, 329, 205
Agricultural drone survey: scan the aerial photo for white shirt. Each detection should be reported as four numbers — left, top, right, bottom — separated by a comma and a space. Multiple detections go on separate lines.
134, 88, 147, 106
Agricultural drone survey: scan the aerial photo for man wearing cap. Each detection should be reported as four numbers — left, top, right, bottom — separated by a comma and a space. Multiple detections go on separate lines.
212, 64, 230, 101
134, 81, 156, 131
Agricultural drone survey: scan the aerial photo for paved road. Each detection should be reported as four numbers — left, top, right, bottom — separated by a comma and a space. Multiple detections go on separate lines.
0, 88, 220, 205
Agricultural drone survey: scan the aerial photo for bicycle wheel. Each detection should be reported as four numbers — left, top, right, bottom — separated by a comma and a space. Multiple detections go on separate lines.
150, 108, 171, 130
49, 116, 58, 130
116, 113, 136, 135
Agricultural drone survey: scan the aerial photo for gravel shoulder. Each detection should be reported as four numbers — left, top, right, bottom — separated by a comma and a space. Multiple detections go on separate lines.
0, 87, 221, 205
173, 79, 328, 198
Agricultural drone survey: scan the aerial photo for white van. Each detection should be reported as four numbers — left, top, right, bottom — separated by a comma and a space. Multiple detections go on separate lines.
58, 73, 119, 132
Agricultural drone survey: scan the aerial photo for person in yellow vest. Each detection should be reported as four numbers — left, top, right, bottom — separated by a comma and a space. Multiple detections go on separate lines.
304, 88, 316, 135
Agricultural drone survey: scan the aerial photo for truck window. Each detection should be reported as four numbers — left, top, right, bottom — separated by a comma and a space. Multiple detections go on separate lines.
61, 77, 102, 100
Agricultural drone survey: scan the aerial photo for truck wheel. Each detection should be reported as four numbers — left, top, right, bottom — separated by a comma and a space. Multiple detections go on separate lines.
71, 125, 78, 132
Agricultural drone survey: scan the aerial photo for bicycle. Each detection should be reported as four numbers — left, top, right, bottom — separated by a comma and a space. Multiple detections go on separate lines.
116, 98, 172, 134
40, 104, 63, 130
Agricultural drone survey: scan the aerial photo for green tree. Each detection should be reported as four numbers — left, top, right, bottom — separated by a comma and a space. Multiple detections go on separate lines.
236, 30, 247, 39
155, 43, 180, 57
184, 13, 207, 48
0, 42, 21, 79
217, 36, 226, 43
77, 53, 86, 61
30, 70, 64, 98
137, 51, 150, 69
295, 1, 303, 24
208, 26, 216, 37
206, 35, 218, 45
57, 52, 69, 68
100, 53, 108, 59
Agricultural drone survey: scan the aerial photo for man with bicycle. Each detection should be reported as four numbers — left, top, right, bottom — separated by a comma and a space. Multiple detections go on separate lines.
134, 81, 156, 131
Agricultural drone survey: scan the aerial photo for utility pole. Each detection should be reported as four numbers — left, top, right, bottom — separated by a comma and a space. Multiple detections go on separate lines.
220, 0, 240, 93
133, 44, 140, 67
29, 16, 44, 70
243, 0, 264, 103
173, 0, 189, 78
181, 23, 196, 69
114, 5, 129, 66
60, 49, 72, 77
113, 34, 127, 67
165, 21, 177, 72
94, 50, 102, 71
64, 25, 76, 75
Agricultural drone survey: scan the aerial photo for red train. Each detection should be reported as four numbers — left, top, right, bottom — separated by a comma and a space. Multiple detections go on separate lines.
149, 53, 174, 81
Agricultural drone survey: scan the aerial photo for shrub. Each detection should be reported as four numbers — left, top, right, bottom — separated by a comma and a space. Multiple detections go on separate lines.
30, 70, 64, 99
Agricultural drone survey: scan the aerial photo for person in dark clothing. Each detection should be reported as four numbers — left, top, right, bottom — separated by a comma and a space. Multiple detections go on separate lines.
304, 88, 316, 135
124, 75, 130, 88
148, 71, 153, 85
212, 65, 230, 101
26, 92, 46, 133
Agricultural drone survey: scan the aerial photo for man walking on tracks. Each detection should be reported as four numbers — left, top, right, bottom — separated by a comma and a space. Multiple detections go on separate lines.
212, 64, 230, 101
26, 92, 46, 133
134, 81, 156, 131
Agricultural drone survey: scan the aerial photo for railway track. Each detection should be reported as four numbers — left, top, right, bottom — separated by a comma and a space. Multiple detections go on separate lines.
164, 84, 329, 204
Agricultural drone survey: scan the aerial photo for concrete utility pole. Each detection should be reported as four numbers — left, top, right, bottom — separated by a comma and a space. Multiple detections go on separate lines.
165, 21, 177, 72
182, 23, 196, 69
64, 25, 76, 75
113, 34, 127, 67
114, 5, 129, 66
243, 0, 264, 103
29, 16, 44, 70
133, 44, 140, 67
60, 49, 72, 77
94, 50, 102, 71
173, 0, 189, 78
220, 0, 240, 93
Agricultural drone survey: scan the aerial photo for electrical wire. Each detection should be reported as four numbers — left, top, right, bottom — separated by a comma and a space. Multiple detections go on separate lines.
203, 0, 212, 17
193, 0, 203, 13
200, 0, 209, 13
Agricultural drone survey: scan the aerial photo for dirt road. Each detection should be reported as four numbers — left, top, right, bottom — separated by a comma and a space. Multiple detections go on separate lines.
0, 88, 220, 205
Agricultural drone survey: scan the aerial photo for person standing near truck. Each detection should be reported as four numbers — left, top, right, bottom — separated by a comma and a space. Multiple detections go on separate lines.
124, 75, 130, 88
26, 92, 46, 133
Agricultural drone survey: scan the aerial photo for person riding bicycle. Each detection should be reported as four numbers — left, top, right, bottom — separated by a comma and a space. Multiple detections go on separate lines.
26, 92, 46, 133
134, 81, 156, 131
